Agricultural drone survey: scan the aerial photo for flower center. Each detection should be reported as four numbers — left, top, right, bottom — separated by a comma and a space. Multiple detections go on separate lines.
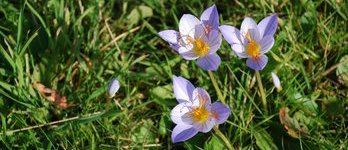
193, 39, 210, 57
245, 32, 260, 59
191, 107, 210, 123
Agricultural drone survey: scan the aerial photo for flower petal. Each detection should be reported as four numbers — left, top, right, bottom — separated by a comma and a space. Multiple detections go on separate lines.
200, 4, 219, 30
196, 53, 221, 71
107, 78, 120, 98
231, 44, 248, 58
240, 17, 258, 40
192, 87, 211, 107
179, 14, 201, 38
173, 75, 195, 103
247, 28, 261, 43
171, 102, 191, 124
260, 35, 275, 54
258, 14, 278, 38
172, 124, 198, 143
211, 102, 231, 124
158, 30, 180, 44
219, 25, 242, 45
207, 30, 222, 55
246, 55, 268, 71
193, 117, 215, 133
271, 72, 282, 91
179, 47, 198, 60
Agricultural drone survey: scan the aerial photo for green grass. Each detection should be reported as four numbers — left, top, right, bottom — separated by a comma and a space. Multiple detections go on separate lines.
0, 0, 348, 149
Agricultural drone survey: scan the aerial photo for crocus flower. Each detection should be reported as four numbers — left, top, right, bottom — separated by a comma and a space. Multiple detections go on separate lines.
171, 75, 231, 143
158, 5, 222, 71
107, 78, 120, 98
220, 14, 278, 70
271, 72, 282, 91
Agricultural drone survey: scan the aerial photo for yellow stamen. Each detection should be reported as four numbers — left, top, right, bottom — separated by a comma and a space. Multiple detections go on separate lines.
193, 39, 210, 57
245, 32, 261, 59
190, 92, 210, 123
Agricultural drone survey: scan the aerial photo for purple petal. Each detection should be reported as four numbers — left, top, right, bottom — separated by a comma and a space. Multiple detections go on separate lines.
246, 55, 268, 71
171, 102, 191, 124
240, 17, 259, 41
246, 28, 261, 43
172, 124, 198, 143
200, 4, 219, 30
258, 14, 278, 38
173, 75, 195, 103
219, 25, 242, 45
231, 44, 248, 58
271, 72, 282, 90
179, 14, 201, 38
207, 30, 222, 55
196, 53, 221, 71
158, 30, 179, 44
193, 117, 215, 133
179, 47, 198, 60
170, 43, 180, 52
192, 87, 211, 107
211, 102, 231, 124
194, 24, 206, 39
107, 78, 120, 98
260, 35, 275, 54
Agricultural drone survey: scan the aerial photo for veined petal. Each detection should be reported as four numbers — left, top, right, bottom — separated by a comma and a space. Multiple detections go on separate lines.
260, 35, 275, 54
172, 124, 198, 143
173, 75, 195, 103
207, 30, 222, 55
193, 117, 215, 133
271, 72, 282, 91
171, 102, 191, 124
246, 55, 268, 71
194, 24, 206, 39
179, 14, 201, 38
200, 4, 219, 30
231, 44, 248, 58
192, 87, 212, 107
211, 102, 231, 124
179, 47, 199, 60
158, 30, 180, 44
240, 17, 258, 40
170, 43, 180, 52
196, 53, 221, 71
219, 25, 242, 45
258, 14, 278, 38
247, 29, 261, 43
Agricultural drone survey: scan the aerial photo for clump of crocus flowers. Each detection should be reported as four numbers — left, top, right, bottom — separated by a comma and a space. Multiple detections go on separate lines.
158, 4, 279, 144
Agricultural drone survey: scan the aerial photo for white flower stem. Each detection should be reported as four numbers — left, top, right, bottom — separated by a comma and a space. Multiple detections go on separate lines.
255, 71, 267, 111
213, 126, 234, 150
208, 71, 225, 104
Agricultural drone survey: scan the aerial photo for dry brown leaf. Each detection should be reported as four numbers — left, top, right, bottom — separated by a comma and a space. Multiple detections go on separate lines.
34, 82, 69, 109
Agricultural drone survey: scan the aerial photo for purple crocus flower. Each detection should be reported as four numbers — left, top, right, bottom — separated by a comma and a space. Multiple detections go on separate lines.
159, 5, 222, 71
220, 14, 278, 70
171, 75, 231, 143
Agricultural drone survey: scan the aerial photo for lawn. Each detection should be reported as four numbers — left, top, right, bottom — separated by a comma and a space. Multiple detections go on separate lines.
0, 0, 347, 149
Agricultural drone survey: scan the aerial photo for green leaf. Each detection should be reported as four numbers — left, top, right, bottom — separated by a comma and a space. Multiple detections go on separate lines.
336, 55, 348, 86
127, 5, 153, 24
149, 85, 176, 107
254, 128, 278, 150
204, 135, 225, 150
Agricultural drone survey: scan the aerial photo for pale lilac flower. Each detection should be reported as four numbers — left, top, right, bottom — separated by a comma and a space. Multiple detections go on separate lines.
171, 75, 231, 143
220, 14, 278, 70
158, 5, 222, 71
271, 72, 282, 91
107, 78, 120, 98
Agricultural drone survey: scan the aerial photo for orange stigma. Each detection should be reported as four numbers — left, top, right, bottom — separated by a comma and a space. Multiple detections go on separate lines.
245, 32, 261, 59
